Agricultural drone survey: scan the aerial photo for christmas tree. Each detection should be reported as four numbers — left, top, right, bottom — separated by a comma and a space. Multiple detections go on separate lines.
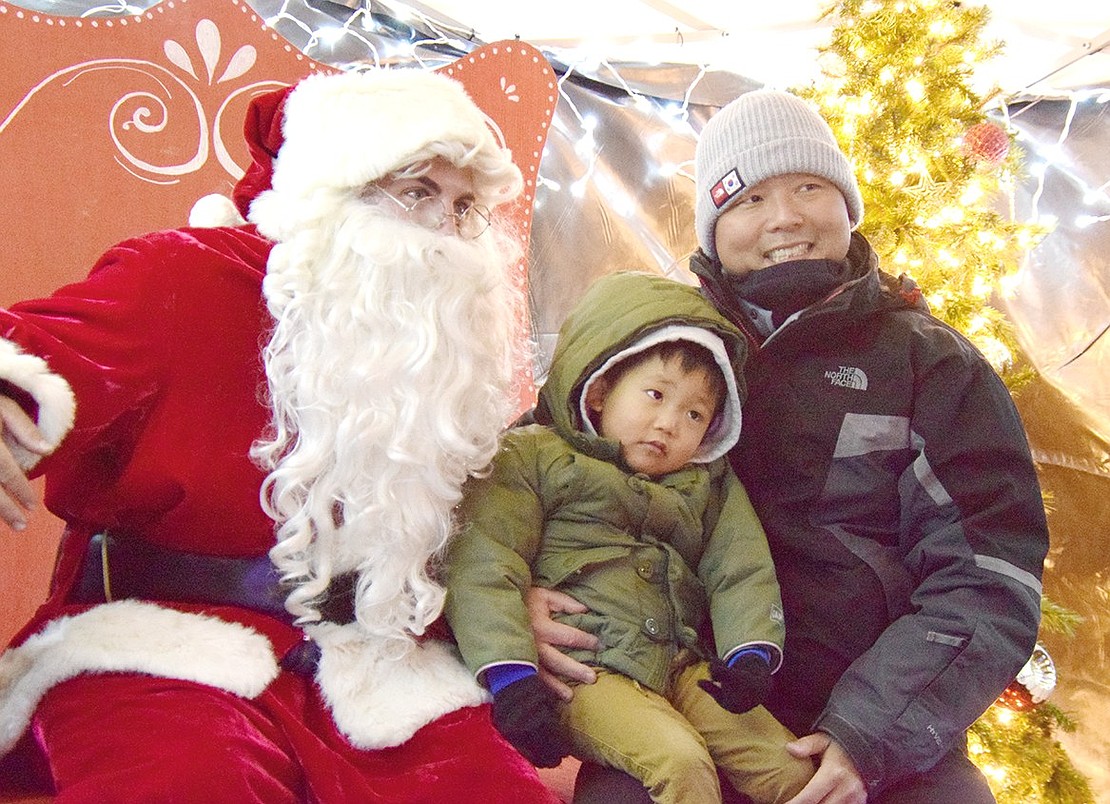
797, 0, 1050, 385
794, 0, 1093, 800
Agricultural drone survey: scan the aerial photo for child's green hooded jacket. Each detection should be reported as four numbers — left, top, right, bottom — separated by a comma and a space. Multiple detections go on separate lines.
445, 271, 786, 694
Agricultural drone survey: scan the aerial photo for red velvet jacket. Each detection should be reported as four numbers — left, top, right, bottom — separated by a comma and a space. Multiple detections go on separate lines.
0, 225, 556, 798
1, 223, 301, 654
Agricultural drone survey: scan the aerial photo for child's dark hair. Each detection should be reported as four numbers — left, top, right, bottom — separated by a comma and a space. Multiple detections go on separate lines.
604, 340, 726, 409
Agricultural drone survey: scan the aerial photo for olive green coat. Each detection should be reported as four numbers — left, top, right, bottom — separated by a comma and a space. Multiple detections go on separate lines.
445, 272, 785, 694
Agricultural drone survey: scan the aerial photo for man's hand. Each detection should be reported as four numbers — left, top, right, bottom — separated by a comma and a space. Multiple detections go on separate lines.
524, 586, 599, 701
0, 396, 51, 532
784, 733, 867, 804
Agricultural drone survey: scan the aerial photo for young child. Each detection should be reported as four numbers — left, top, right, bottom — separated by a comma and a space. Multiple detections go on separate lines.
445, 271, 815, 804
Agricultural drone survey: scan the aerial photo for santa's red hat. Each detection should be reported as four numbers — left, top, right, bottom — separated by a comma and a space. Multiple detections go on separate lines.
191, 69, 522, 232
232, 82, 291, 222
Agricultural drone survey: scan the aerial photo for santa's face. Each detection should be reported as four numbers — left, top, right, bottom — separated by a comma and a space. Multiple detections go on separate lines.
367, 159, 490, 240
258, 171, 523, 643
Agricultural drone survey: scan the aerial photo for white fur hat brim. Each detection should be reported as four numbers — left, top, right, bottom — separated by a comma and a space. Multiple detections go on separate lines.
248, 69, 522, 240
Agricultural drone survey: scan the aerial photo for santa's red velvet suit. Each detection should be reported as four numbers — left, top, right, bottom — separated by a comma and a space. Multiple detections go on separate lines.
0, 70, 557, 803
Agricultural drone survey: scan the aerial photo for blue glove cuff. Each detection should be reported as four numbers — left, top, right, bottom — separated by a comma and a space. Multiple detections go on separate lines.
485, 663, 538, 695
727, 646, 772, 667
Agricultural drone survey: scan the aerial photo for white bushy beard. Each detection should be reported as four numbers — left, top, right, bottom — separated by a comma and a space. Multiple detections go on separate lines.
254, 197, 523, 658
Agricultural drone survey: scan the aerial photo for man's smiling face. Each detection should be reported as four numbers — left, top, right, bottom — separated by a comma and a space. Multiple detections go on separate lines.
714, 172, 852, 277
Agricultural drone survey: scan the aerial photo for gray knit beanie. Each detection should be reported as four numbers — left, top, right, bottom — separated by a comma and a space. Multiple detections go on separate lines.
695, 90, 864, 261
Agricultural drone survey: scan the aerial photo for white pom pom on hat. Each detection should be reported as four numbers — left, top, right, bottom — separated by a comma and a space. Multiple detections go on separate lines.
188, 194, 246, 228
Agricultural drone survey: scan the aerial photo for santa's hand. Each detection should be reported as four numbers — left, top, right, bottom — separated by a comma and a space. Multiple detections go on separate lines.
784, 732, 867, 804
491, 675, 573, 768
525, 586, 599, 701
0, 396, 51, 532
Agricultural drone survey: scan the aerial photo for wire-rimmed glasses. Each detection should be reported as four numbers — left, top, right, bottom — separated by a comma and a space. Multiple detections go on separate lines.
373, 188, 491, 239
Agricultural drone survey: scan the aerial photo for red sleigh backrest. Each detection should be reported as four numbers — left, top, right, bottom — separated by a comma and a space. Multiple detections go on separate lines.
0, 0, 557, 645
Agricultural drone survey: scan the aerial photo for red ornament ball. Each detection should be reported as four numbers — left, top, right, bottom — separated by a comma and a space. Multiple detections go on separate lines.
964, 121, 1011, 166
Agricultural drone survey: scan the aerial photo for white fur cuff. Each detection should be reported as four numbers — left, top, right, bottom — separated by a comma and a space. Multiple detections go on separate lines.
0, 601, 280, 756
312, 624, 489, 749
0, 338, 76, 470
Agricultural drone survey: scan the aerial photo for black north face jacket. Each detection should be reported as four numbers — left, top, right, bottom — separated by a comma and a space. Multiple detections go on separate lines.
692, 233, 1048, 794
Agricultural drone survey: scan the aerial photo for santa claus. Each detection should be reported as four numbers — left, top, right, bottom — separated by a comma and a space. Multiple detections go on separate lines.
0, 68, 556, 802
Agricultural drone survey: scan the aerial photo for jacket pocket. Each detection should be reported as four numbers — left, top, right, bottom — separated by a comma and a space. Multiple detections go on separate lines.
534, 545, 632, 588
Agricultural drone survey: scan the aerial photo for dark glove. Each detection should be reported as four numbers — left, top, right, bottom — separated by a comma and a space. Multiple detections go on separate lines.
491, 675, 573, 768
697, 653, 771, 714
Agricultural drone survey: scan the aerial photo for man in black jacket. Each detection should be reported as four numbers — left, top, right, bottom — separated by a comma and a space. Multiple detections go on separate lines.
532, 89, 1048, 804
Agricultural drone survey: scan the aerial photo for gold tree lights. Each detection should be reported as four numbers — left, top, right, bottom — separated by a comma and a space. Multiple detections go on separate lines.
798, 0, 1050, 385
795, 0, 1093, 801
966, 608, 1093, 801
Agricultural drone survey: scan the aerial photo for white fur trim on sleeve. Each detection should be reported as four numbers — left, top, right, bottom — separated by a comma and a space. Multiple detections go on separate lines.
310, 623, 489, 749
0, 601, 280, 756
0, 338, 76, 470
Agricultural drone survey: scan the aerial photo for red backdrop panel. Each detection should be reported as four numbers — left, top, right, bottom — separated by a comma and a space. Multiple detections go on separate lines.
0, 0, 556, 644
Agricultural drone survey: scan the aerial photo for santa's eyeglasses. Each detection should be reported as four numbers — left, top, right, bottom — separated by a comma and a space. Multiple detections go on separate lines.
372, 188, 491, 240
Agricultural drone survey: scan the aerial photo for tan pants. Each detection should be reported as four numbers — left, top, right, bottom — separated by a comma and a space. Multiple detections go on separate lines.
562, 660, 815, 804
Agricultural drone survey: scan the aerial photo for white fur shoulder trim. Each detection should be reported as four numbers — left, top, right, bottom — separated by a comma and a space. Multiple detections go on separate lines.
0, 601, 279, 755
311, 624, 489, 749
0, 338, 76, 470
189, 194, 247, 228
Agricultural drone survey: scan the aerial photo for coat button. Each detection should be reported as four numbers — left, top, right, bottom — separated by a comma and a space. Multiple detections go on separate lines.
644, 617, 659, 635
637, 562, 653, 579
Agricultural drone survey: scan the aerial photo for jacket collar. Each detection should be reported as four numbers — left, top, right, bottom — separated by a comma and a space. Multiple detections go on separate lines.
690, 232, 924, 347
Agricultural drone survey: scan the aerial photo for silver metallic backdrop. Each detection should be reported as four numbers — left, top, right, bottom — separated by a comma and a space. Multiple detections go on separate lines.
12, 0, 1110, 796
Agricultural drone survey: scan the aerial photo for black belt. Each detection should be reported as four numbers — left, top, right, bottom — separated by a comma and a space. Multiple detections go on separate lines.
70, 533, 358, 626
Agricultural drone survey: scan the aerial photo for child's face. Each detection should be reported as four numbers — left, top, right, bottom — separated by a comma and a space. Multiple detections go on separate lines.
587, 354, 719, 477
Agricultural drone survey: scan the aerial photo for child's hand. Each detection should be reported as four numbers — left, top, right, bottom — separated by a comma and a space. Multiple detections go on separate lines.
697, 654, 771, 714
491, 674, 573, 767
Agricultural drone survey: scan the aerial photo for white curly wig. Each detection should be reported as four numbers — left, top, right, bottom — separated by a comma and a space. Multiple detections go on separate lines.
243, 68, 528, 660
253, 184, 525, 656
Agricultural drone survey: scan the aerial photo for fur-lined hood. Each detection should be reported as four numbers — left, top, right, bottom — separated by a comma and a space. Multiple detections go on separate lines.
534, 271, 748, 466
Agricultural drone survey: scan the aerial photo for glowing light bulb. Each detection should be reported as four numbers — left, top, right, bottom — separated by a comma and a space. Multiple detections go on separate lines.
961, 184, 984, 205
1076, 214, 1109, 229
998, 273, 1021, 297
